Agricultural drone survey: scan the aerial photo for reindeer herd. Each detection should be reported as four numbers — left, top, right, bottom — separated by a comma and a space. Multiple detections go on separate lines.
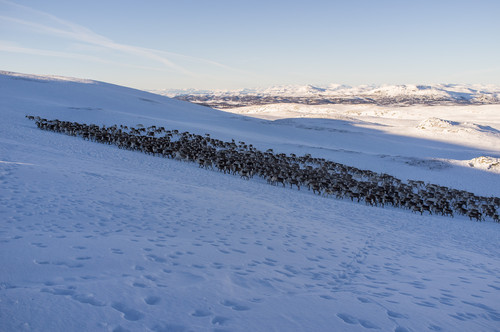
27, 115, 499, 223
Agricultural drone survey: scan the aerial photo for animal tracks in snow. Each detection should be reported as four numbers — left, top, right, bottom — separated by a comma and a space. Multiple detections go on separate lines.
41, 287, 105, 307
111, 302, 145, 321
337, 313, 380, 329
2, 104, 500, 331
387, 310, 408, 319
221, 299, 251, 311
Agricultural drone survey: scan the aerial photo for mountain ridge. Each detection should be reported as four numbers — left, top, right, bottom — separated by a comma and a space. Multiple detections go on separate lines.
151, 83, 500, 108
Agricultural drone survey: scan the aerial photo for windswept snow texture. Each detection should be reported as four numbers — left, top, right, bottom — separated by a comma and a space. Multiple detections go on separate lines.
1, 71, 500, 332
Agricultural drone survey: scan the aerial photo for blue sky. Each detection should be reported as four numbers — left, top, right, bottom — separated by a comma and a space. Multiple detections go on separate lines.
1, 0, 499, 90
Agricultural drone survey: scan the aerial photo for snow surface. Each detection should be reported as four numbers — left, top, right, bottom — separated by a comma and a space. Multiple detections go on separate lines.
224, 103, 500, 180
1, 71, 500, 332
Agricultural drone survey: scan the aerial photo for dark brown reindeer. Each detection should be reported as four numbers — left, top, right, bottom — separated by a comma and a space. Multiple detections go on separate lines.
27, 115, 500, 223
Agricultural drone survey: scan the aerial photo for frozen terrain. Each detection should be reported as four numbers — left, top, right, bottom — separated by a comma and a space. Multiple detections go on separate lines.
152, 83, 500, 108
1, 71, 500, 332
222, 103, 500, 175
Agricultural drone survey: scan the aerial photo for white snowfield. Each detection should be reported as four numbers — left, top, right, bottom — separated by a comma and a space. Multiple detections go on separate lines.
222, 103, 500, 177
1, 71, 499, 332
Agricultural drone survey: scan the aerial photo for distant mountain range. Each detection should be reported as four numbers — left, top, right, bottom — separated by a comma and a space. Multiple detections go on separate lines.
150, 84, 500, 108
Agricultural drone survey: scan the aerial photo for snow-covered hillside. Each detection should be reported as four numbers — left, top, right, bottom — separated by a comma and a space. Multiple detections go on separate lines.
221, 103, 500, 174
1, 71, 500, 331
152, 83, 500, 108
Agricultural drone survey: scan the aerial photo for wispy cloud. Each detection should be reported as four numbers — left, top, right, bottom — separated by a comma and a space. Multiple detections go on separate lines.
0, 41, 108, 63
0, 0, 249, 77
0, 42, 180, 73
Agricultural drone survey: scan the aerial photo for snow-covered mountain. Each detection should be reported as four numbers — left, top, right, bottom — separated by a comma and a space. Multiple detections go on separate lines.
151, 83, 500, 108
1, 71, 500, 332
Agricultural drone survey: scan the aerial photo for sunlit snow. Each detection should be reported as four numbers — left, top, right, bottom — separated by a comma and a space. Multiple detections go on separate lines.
1, 72, 499, 331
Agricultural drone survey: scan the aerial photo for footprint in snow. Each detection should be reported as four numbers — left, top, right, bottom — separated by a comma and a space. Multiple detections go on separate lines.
221, 300, 250, 311
75, 256, 92, 260
395, 327, 411, 332
337, 313, 380, 329
145, 254, 167, 263
337, 313, 357, 325
191, 309, 211, 317
31, 242, 48, 248
144, 296, 161, 305
41, 287, 75, 296
387, 310, 408, 319
72, 293, 105, 307
132, 282, 147, 288
52, 261, 84, 268
111, 302, 144, 321
212, 316, 230, 326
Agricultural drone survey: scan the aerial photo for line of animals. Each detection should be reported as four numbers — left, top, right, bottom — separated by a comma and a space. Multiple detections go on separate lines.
28, 115, 499, 223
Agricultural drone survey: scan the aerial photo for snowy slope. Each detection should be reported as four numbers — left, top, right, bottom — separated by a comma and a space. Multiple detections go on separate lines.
222, 103, 500, 176
1, 71, 500, 332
